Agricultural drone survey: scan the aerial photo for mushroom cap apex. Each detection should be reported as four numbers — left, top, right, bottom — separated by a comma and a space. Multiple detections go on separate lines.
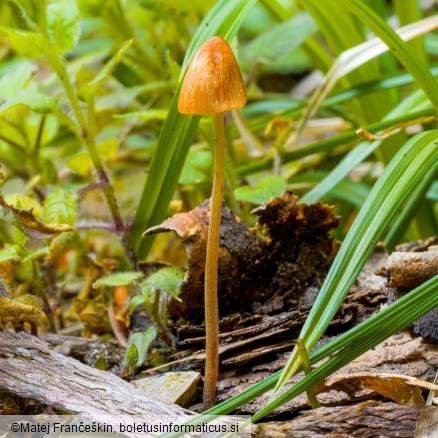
178, 36, 247, 115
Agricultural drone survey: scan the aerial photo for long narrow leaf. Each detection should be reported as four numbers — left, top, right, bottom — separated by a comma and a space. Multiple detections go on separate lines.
130, 0, 257, 259
339, 0, 438, 112
272, 130, 438, 395
301, 89, 430, 203
160, 272, 438, 428
252, 273, 438, 421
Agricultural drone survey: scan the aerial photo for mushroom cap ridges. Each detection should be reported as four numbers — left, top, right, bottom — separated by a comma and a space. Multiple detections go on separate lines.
178, 36, 247, 115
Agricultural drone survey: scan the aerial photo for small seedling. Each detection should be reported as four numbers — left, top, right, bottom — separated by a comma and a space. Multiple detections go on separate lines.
178, 36, 247, 408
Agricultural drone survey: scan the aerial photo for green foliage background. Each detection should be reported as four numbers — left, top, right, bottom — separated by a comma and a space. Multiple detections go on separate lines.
0, 0, 438, 421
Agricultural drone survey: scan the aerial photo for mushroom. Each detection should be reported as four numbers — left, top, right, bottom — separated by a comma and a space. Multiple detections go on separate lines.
178, 36, 247, 408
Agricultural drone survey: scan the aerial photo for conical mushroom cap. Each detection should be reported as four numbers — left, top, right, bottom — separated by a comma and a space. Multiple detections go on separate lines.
178, 36, 247, 115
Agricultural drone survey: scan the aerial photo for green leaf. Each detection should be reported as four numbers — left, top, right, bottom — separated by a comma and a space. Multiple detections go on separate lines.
0, 27, 46, 58
45, 0, 81, 54
234, 175, 287, 204
9, 0, 42, 29
21, 246, 50, 263
179, 150, 213, 185
66, 138, 118, 175
96, 138, 118, 160
0, 91, 56, 114
0, 246, 20, 263
0, 60, 38, 98
201, 274, 438, 421
338, 0, 438, 113
80, 39, 133, 97
43, 188, 77, 226
125, 342, 139, 370
66, 153, 92, 176
129, 295, 146, 314
166, 49, 182, 83
140, 267, 184, 299
240, 13, 317, 70
130, 0, 258, 258
125, 327, 157, 369
116, 109, 168, 122
274, 130, 438, 394
93, 272, 143, 288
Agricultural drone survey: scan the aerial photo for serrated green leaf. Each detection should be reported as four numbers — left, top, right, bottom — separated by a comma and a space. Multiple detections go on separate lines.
45, 0, 81, 54
4, 194, 43, 218
80, 39, 133, 97
140, 267, 184, 299
0, 27, 46, 58
126, 326, 157, 369
179, 150, 213, 185
0, 246, 20, 263
0, 195, 72, 239
0, 91, 56, 114
43, 188, 77, 226
234, 175, 288, 204
9, 0, 42, 29
93, 272, 143, 288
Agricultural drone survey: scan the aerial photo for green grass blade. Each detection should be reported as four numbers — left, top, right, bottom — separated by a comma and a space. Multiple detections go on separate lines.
301, 89, 430, 203
237, 107, 435, 177
339, 0, 438, 112
130, 0, 257, 259
163, 271, 438, 422
385, 165, 438, 249
252, 273, 438, 422
272, 130, 438, 395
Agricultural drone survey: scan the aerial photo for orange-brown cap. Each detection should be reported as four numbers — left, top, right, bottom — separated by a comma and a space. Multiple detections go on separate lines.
178, 36, 247, 115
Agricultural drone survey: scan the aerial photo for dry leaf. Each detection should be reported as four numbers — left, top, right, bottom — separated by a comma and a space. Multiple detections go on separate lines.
0, 195, 72, 239
319, 372, 438, 405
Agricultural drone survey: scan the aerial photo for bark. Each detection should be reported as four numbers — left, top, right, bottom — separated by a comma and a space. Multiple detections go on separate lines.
0, 332, 193, 431
253, 400, 425, 437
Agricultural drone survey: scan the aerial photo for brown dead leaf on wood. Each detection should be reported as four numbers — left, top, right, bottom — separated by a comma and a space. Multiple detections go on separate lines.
318, 372, 438, 405
144, 192, 339, 319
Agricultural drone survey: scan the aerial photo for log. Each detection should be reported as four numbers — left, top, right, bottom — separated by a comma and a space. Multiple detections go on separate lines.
253, 400, 425, 437
0, 332, 193, 431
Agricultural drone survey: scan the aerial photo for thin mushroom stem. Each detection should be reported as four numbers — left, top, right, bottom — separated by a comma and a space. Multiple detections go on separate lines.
203, 112, 225, 408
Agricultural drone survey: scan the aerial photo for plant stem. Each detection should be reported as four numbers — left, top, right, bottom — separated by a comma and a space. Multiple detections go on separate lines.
203, 112, 225, 408
48, 53, 137, 268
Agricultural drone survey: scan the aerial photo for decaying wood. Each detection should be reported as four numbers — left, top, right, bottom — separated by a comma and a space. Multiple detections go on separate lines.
252, 400, 425, 437
386, 250, 438, 290
0, 332, 193, 430
172, 287, 386, 370
146, 193, 339, 319
40, 332, 125, 371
